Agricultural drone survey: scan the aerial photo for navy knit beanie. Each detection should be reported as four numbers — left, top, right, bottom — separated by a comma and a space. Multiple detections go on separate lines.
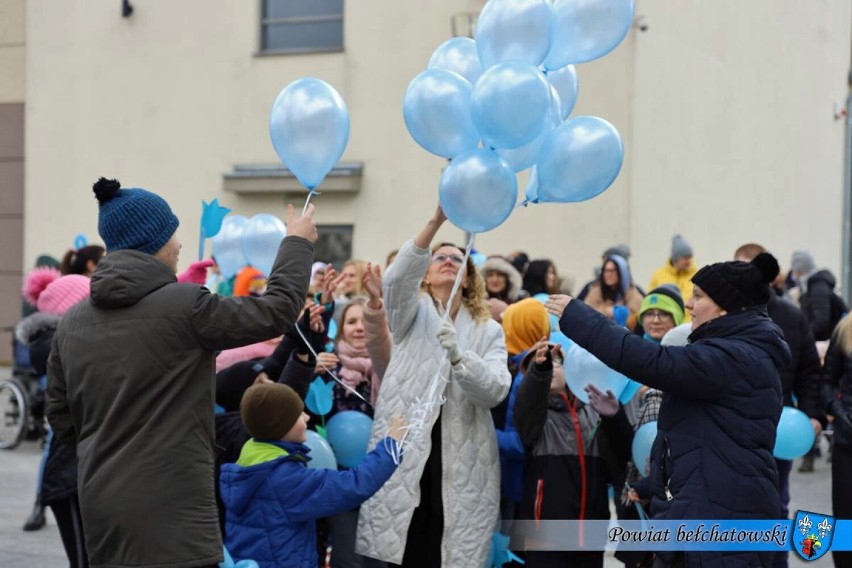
691, 252, 780, 312
93, 178, 179, 255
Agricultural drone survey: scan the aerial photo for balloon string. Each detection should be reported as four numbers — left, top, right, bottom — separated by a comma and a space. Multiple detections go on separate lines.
302, 190, 320, 216
293, 322, 373, 407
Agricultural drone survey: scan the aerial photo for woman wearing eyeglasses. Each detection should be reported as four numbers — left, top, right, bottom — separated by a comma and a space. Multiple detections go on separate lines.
579, 255, 644, 331
356, 206, 511, 568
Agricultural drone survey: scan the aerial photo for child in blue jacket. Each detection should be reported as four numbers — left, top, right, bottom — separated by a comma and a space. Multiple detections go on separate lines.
220, 383, 404, 568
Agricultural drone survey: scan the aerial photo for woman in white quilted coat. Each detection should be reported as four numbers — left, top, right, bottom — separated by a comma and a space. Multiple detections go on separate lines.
356, 206, 511, 567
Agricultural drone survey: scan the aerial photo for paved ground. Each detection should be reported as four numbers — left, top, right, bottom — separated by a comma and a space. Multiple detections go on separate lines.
0, 434, 835, 567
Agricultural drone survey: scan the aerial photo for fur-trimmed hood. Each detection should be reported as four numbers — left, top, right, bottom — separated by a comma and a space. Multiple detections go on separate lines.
15, 312, 61, 346
480, 256, 523, 301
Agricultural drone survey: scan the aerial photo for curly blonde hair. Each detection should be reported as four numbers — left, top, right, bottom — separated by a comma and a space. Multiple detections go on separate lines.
421, 243, 491, 323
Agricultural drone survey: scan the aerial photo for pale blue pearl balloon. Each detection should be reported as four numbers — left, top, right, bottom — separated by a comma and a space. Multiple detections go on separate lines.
475, 0, 555, 69
471, 62, 551, 150
544, 0, 634, 68
536, 116, 624, 203
439, 148, 518, 233
211, 215, 249, 279
269, 78, 350, 190
241, 214, 286, 277
427, 37, 483, 85
403, 69, 480, 159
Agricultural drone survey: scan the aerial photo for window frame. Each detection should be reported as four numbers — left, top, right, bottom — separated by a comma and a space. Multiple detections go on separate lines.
258, 0, 345, 56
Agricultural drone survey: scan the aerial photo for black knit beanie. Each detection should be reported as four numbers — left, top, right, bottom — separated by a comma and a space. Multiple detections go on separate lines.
691, 252, 780, 312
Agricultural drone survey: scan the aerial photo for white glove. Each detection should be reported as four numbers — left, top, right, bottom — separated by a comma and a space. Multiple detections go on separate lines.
437, 319, 463, 365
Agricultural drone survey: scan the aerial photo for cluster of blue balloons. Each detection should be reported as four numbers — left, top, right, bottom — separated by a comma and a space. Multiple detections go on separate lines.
303, 410, 373, 469
209, 213, 287, 279
269, 78, 350, 191
404, 0, 634, 233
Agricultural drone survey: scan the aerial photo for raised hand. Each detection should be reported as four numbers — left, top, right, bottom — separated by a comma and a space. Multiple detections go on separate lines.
584, 383, 620, 417
362, 262, 383, 308
286, 203, 318, 243
545, 294, 572, 319
320, 268, 346, 306
177, 259, 216, 284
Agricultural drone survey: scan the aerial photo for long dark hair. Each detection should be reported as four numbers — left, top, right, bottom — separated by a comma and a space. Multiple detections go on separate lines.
523, 259, 555, 296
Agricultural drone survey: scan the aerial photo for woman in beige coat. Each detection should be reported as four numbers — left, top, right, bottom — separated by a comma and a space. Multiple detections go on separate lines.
356, 207, 511, 567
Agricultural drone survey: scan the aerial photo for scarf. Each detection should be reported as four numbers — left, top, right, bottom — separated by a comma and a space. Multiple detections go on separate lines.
336, 339, 380, 404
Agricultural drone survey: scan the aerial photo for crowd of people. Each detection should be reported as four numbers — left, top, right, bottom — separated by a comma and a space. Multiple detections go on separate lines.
16, 179, 852, 568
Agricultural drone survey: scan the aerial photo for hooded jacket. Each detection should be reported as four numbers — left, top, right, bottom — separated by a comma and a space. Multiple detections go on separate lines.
648, 261, 698, 322
480, 256, 523, 303
558, 300, 790, 567
799, 269, 847, 341
219, 438, 399, 568
47, 236, 312, 568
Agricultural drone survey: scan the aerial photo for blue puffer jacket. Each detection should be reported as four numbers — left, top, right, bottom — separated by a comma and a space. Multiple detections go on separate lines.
559, 301, 790, 567
220, 438, 399, 568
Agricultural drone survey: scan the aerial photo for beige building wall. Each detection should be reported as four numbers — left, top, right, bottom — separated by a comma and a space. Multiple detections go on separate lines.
23, 0, 852, 299
0, 0, 26, 363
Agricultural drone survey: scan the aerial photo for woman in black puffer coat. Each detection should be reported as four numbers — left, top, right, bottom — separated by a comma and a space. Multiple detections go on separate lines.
546, 253, 790, 568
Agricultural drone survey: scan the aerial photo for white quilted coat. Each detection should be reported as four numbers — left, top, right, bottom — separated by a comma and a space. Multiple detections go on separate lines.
356, 240, 511, 567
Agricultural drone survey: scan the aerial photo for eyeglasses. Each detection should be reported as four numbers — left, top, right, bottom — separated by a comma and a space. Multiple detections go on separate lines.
642, 309, 674, 322
431, 254, 465, 266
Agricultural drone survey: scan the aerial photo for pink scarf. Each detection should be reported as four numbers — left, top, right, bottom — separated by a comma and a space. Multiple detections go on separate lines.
336, 339, 381, 404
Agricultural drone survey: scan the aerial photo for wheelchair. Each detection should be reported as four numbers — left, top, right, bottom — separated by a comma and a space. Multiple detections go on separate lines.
0, 334, 47, 450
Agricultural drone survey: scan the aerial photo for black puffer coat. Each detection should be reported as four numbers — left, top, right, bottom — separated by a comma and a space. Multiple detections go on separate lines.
558, 301, 790, 567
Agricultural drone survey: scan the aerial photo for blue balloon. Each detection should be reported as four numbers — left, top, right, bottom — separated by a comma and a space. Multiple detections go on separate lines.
74, 233, 88, 250
403, 69, 480, 159
326, 411, 373, 468
439, 148, 518, 233
211, 215, 249, 279
305, 429, 338, 470
306, 377, 334, 416
428, 37, 483, 85
631, 421, 657, 478
544, 0, 634, 68
496, 85, 562, 172
475, 0, 555, 69
774, 407, 816, 460
243, 213, 287, 276
241, 214, 286, 277
471, 252, 487, 266
471, 62, 551, 150
545, 64, 579, 118
563, 340, 629, 404
269, 78, 350, 190
619, 379, 642, 404
536, 116, 624, 203
234, 561, 259, 568
219, 547, 235, 568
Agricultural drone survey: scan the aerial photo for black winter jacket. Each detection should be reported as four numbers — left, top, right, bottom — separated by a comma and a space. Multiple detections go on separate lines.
558, 301, 790, 567
800, 270, 846, 341
766, 292, 825, 424
822, 335, 852, 451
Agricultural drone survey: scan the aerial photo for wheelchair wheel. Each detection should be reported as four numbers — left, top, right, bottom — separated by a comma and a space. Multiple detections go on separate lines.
0, 379, 28, 450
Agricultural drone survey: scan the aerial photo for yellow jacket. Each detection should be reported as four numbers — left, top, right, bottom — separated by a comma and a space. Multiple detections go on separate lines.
648, 262, 698, 321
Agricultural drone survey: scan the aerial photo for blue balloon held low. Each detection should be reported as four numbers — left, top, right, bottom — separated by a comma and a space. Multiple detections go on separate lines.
403, 69, 479, 159
428, 37, 483, 85
475, 0, 554, 69
305, 429, 338, 470
774, 406, 815, 460
536, 116, 624, 203
269, 78, 350, 190
471, 62, 551, 150
326, 411, 373, 468
306, 377, 334, 416
544, 0, 634, 68
439, 148, 518, 234
632, 421, 657, 478
563, 341, 629, 404
211, 215, 249, 279
241, 214, 286, 278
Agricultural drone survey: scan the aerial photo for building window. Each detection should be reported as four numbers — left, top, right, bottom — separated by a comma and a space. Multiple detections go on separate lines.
314, 225, 353, 267
260, 0, 344, 54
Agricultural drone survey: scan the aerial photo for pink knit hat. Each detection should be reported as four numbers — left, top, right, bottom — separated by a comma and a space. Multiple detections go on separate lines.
36, 274, 91, 315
